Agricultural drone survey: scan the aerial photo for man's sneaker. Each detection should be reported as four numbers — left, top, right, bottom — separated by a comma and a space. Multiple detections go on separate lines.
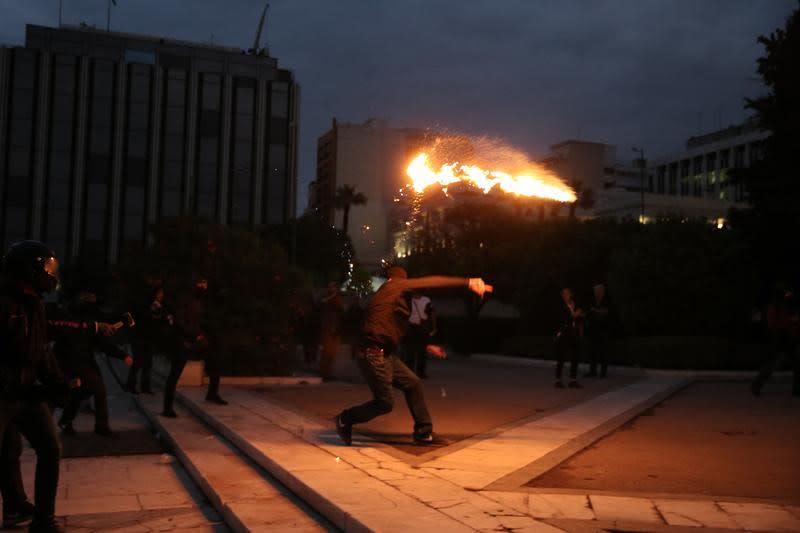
205, 395, 229, 405
57, 419, 76, 435
161, 409, 178, 418
29, 516, 65, 533
334, 414, 352, 445
568, 380, 583, 389
412, 432, 439, 446
2, 500, 35, 528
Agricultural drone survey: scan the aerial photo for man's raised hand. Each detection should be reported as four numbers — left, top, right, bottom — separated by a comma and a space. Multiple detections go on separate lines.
468, 278, 494, 298
426, 344, 447, 359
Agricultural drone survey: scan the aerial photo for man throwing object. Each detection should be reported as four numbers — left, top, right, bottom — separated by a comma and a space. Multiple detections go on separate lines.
335, 266, 491, 446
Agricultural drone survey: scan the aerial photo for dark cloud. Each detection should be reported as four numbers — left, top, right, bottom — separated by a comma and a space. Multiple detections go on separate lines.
2, 0, 795, 208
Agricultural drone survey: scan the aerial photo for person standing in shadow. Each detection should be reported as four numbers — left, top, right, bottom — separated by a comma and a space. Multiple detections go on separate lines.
554, 286, 585, 389
585, 283, 613, 378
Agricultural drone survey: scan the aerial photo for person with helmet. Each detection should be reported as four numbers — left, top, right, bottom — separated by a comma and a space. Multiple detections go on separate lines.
0, 241, 116, 533
334, 266, 492, 446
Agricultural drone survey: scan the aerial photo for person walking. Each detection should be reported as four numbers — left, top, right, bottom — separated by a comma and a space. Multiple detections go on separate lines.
752, 288, 800, 397
126, 286, 172, 394
53, 288, 132, 436
162, 276, 225, 418
554, 286, 584, 388
334, 266, 491, 446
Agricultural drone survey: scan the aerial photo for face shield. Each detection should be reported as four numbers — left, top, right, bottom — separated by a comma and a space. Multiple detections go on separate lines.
41, 256, 60, 293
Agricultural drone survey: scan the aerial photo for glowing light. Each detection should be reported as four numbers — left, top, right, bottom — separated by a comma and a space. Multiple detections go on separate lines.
406, 153, 576, 203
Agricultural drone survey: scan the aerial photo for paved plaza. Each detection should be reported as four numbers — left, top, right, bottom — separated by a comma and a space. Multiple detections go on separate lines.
5, 352, 800, 532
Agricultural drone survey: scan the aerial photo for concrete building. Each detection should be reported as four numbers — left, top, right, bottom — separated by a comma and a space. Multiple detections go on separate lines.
0, 24, 299, 265
310, 118, 426, 267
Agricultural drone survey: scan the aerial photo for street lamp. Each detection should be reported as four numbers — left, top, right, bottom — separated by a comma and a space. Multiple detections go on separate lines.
632, 147, 646, 223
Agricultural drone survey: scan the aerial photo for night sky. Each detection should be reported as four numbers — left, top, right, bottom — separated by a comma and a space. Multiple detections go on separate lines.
3, 0, 795, 210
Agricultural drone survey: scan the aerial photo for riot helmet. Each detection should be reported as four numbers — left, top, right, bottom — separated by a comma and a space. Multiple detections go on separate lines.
2, 240, 60, 294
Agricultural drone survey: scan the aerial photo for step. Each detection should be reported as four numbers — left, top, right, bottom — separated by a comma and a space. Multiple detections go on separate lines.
135, 393, 335, 532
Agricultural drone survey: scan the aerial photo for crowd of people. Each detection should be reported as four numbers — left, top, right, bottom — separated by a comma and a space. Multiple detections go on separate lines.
2, 238, 798, 532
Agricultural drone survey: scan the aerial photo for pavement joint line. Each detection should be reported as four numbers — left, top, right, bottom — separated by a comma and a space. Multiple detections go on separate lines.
484, 375, 693, 491
418, 376, 689, 491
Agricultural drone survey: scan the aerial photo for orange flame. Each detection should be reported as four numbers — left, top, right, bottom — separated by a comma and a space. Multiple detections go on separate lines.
406, 153, 576, 203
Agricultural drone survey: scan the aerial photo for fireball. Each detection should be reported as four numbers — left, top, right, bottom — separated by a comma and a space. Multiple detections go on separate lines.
406, 153, 576, 203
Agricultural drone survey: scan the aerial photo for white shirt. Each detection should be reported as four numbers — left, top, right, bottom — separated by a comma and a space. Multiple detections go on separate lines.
409, 296, 432, 325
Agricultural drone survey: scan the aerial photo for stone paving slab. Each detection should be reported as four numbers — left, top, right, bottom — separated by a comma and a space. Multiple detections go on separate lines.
177, 387, 566, 532
419, 376, 686, 490
719, 502, 800, 532
655, 499, 740, 529
132, 391, 333, 532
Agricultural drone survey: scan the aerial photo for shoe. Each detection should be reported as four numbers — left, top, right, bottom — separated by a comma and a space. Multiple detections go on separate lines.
161, 409, 178, 418
57, 419, 76, 435
3, 500, 35, 528
334, 414, 352, 445
29, 516, 65, 533
554, 381, 566, 389
94, 427, 115, 437
568, 380, 583, 389
205, 395, 228, 405
412, 432, 439, 446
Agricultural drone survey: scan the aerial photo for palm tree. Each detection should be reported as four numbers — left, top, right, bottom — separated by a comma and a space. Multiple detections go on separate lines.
334, 184, 367, 235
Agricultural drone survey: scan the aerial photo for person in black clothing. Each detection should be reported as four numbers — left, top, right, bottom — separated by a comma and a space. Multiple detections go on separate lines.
162, 276, 226, 418
554, 286, 584, 389
752, 288, 800, 397
404, 292, 436, 378
54, 289, 133, 436
126, 286, 172, 394
335, 266, 491, 446
0, 241, 116, 533
585, 284, 613, 378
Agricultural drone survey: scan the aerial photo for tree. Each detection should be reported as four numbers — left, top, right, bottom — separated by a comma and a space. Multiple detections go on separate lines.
731, 6, 800, 285
567, 181, 595, 220
334, 184, 367, 235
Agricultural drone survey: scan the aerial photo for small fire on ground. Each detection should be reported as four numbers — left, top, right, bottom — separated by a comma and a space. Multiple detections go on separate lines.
405, 136, 576, 203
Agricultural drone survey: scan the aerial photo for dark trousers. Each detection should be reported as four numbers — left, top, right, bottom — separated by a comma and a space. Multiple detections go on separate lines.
587, 334, 609, 377
405, 325, 428, 377
0, 425, 28, 512
753, 340, 800, 395
60, 364, 109, 431
163, 346, 221, 413
341, 349, 433, 437
555, 332, 580, 380
0, 400, 60, 520
126, 339, 153, 392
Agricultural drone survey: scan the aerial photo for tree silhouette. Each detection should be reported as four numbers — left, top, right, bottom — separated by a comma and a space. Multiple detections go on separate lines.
334, 184, 368, 235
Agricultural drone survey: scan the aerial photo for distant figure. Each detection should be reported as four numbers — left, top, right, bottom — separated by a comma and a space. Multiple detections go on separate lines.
53, 288, 133, 437
126, 286, 172, 394
162, 276, 226, 418
334, 266, 491, 446
293, 290, 320, 371
752, 288, 800, 397
554, 287, 584, 388
585, 284, 613, 378
318, 282, 343, 380
405, 292, 436, 378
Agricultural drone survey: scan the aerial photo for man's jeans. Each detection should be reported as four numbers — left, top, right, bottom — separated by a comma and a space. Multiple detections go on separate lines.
341, 348, 433, 437
0, 400, 61, 520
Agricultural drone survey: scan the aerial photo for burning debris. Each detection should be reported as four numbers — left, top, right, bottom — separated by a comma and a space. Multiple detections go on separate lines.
405, 135, 576, 203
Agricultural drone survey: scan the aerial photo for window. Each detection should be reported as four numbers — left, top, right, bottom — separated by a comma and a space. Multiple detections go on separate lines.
668, 164, 678, 195
159, 69, 187, 217
656, 166, 665, 194
270, 82, 289, 118
265, 144, 287, 224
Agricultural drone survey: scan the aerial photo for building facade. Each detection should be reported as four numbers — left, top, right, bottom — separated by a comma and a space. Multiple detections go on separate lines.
310, 118, 426, 267
0, 24, 299, 265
